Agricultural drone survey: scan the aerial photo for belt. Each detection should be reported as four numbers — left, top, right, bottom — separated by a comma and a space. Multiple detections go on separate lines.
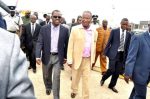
50, 52, 58, 55
8, 31, 16, 33
118, 51, 124, 53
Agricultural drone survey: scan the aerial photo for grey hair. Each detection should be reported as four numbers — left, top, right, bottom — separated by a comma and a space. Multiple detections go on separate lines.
82, 11, 92, 18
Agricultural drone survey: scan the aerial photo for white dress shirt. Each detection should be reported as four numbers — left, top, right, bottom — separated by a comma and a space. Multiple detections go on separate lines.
50, 23, 60, 53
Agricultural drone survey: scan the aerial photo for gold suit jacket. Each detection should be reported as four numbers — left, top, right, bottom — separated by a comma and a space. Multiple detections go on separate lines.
67, 25, 98, 69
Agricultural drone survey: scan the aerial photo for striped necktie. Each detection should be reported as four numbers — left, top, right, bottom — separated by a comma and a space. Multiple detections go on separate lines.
119, 30, 124, 51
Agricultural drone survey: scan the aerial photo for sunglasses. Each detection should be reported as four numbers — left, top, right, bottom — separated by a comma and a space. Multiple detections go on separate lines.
53, 16, 62, 19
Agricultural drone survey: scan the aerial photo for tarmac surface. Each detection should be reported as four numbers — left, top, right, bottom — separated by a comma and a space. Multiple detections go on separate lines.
28, 64, 150, 99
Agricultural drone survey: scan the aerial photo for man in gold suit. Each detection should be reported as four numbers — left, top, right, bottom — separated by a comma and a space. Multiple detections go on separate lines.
67, 11, 98, 99
92, 20, 111, 75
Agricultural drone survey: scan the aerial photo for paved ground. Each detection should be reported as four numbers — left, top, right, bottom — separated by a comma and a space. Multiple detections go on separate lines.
28, 64, 150, 99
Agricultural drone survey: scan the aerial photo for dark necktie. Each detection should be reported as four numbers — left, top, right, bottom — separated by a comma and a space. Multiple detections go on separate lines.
119, 30, 124, 51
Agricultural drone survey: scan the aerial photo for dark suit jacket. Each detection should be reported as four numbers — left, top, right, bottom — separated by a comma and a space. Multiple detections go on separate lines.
21, 23, 41, 50
40, 21, 50, 26
36, 24, 69, 65
125, 32, 150, 85
104, 28, 131, 72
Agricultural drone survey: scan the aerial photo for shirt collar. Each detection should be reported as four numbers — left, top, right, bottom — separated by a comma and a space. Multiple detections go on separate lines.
31, 22, 36, 25
120, 27, 126, 33
51, 23, 60, 29
79, 24, 92, 31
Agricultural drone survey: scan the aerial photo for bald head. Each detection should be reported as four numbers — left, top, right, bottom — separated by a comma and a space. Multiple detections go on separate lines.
82, 11, 92, 29
30, 15, 37, 23
102, 20, 108, 29
82, 11, 92, 19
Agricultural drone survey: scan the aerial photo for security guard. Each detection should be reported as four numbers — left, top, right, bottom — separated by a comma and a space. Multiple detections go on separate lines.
91, 15, 100, 29
4, 6, 23, 36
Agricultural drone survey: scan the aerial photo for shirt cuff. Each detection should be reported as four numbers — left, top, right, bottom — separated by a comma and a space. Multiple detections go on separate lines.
36, 58, 41, 60
67, 61, 72, 64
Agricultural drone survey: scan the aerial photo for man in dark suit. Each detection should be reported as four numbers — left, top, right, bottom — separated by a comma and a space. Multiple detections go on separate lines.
36, 10, 69, 99
127, 23, 134, 36
40, 15, 51, 26
124, 24, 150, 99
100, 18, 131, 93
21, 14, 41, 73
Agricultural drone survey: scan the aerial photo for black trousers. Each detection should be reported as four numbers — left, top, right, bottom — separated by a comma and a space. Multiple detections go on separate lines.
28, 48, 36, 70
102, 51, 124, 88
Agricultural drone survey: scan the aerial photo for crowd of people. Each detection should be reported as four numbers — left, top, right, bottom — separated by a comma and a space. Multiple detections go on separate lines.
0, 5, 150, 99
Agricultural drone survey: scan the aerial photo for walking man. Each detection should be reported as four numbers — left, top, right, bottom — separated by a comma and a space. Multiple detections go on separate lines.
21, 15, 41, 73
67, 11, 98, 99
124, 23, 150, 99
92, 20, 111, 75
36, 10, 69, 99
100, 18, 131, 93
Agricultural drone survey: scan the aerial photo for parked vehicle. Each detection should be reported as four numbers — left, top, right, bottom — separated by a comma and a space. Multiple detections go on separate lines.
132, 29, 146, 34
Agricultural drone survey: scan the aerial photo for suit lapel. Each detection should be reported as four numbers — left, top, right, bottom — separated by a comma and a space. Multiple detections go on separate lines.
34, 24, 37, 33
47, 24, 51, 51
144, 32, 150, 48
26, 23, 33, 37
116, 28, 120, 45
124, 32, 129, 48
28, 23, 31, 34
58, 25, 63, 48
79, 27, 86, 42
33, 23, 38, 36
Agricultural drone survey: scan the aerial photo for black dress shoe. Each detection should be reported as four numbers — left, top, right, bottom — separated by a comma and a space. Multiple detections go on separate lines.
33, 69, 36, 73
61, 66, 64, 70
28, 67, 31, 69
71, 93, 76, 98
46, 90, 51, 95
102, 72, 106, 75
91, 64, 95, 70
100, 80, 104, 86
108, 87, 118, 93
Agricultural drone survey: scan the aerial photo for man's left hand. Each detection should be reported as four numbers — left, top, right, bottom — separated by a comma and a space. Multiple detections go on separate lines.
124, 75, 131, 84
63, 59, 67, 64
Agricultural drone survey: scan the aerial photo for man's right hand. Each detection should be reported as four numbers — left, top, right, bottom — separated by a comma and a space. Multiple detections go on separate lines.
36, 58, 41, 65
